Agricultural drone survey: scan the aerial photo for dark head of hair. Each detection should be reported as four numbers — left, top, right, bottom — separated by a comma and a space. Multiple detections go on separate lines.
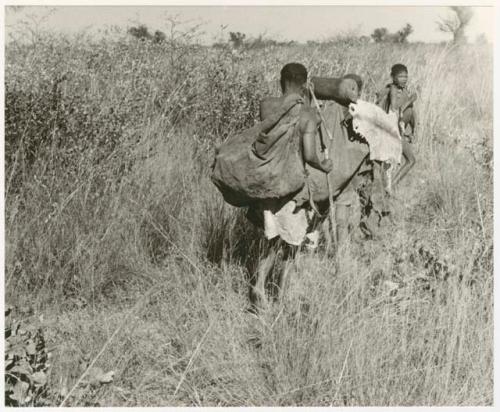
343, 73, 363, 92
280, 63, 308, 92
391, 64, 408, 77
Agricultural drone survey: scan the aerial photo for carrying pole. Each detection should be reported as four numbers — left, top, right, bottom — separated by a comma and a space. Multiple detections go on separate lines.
308, 81, 336, 248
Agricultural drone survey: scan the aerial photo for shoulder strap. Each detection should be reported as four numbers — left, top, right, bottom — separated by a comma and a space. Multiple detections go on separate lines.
308, 82, 333, 159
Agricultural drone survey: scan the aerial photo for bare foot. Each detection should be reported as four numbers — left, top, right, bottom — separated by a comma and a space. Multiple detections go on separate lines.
249, 285, 268, 312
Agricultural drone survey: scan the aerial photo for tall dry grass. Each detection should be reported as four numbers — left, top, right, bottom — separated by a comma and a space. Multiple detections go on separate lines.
4, 31, 493, 406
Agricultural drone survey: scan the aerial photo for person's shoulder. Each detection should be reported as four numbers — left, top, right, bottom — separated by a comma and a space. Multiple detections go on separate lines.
299, 104, 317, 120
259, 96, 283, 120
298, 105, 320, 131
260, 96, 282, 109
376, 84, 391, 96
401, 87, 412, 97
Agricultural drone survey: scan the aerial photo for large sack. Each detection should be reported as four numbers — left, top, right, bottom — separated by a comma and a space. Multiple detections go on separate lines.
211, 94, 307, 207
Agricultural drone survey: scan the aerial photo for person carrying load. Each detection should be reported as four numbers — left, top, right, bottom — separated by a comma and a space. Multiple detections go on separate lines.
212, 62, 363, 307
248, 63, 363, 248
247, 64, 364, 307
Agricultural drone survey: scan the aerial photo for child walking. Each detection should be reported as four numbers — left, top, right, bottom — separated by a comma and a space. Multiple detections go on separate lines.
376, 63, 417, 143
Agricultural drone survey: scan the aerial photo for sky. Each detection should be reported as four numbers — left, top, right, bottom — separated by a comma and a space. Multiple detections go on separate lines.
4, 3, 495, 44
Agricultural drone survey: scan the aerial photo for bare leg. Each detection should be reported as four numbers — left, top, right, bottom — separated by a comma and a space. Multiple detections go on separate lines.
335, 204, 350, 246
401, 107, 416, 142
410, 108, 416, 140
356, 170, 375, 239
334, 203, 351, 274
321, 215, 334, 255
277, 242, 297, 301
250, 239, 278, 310
392, 139, 415, 188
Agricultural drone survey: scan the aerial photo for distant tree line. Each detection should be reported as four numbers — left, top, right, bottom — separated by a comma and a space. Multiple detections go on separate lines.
128, 24, 166, 43
371, 23, 414, 43
212, 31, 297, 50
128, 6, 481, 49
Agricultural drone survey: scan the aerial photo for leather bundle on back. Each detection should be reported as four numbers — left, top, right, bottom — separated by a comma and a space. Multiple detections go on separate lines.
211, 94, 306, 208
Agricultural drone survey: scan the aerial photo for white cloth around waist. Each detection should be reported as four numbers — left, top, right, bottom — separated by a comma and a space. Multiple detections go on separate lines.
263, 200, 317, 246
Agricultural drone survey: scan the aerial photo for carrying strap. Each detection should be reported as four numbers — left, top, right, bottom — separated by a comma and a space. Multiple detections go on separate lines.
308, 82, 334, 156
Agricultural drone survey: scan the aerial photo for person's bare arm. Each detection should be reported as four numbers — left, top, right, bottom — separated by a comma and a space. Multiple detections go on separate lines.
400, 92, 417, 114
301, 111, 332, 173
389, 85, 398, 113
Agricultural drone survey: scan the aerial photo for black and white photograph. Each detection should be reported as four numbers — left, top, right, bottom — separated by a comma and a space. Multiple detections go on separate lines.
2, 1, 496, 408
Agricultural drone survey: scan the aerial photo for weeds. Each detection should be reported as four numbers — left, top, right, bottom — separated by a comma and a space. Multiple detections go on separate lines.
4, 306, 51, 406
